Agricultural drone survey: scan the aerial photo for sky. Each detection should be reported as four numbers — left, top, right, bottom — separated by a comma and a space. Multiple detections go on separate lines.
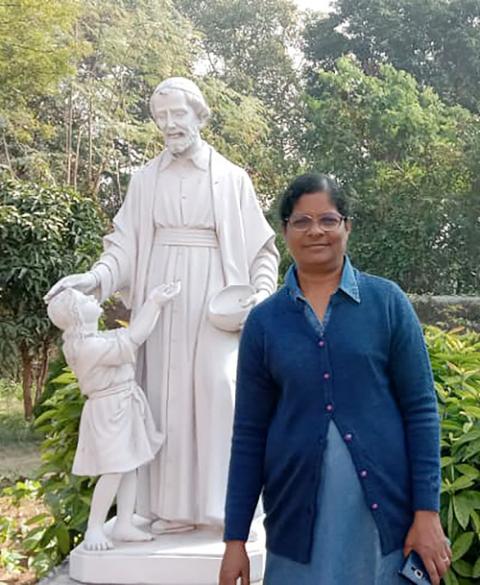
294, 0, 333, 12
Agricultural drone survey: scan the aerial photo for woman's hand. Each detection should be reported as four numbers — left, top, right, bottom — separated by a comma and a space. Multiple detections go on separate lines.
219, 541, 250, 585
403, 510, 451, 585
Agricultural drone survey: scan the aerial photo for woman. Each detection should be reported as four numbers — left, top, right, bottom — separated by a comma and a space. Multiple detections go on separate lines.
219, 174, 451, 585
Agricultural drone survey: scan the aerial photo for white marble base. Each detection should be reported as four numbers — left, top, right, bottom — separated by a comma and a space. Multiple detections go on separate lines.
69, 516, 265, 585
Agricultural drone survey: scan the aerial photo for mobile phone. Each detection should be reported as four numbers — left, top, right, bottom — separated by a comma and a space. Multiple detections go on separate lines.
398, 550, 431, 584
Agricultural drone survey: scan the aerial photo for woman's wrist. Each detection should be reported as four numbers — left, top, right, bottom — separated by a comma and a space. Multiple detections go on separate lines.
225, 540, 247, 548
414, 510, 439, 517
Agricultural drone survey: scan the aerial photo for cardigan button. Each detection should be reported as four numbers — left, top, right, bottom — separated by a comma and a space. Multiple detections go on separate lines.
318, 340, 325, 347
325, 403, 334, 412
344, 433, 353, 442
371, 502, 379, 511
360, 469, 368, 478
323, 372, 330, 380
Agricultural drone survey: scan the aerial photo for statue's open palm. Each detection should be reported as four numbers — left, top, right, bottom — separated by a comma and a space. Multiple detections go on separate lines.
44, 272, 97, 303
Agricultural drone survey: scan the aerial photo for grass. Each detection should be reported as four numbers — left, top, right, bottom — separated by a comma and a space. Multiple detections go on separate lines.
0, 380, 42, 486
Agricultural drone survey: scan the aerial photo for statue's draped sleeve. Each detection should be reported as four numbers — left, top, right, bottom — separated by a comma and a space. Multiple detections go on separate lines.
91, 173, 141, 306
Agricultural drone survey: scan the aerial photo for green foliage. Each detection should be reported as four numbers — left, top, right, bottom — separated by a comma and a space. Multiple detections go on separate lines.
0, 179, 105, 360
178, 0, 303, 203
15, 369, 94, 576
0, 0, 82, 182
0, 0, 194, 194
178, 0, 299, 105
426, 326, 480, 583
300, 57, 479, 294
0, 0, 80, 102
0, 179, 105, 417
0, 479, 43, 574
304, 0, 480, 113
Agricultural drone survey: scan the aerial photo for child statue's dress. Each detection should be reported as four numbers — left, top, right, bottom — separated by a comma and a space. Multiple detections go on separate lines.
70, 329, 164, 476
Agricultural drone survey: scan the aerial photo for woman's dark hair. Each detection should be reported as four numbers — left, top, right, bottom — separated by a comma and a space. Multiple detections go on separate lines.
278, 173, 350, 226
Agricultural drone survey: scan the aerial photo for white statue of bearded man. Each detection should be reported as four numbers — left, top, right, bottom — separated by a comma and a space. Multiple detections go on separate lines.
45, 77, 279, 534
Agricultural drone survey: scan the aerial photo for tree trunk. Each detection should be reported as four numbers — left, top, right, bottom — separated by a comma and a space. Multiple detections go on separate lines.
20, 343, 33, 420
66, 84, 73, 185
34, 340, 49, 406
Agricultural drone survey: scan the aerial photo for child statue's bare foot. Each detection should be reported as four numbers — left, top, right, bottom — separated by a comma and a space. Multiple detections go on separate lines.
112, 522, 154, 542
83, 527, 114, 551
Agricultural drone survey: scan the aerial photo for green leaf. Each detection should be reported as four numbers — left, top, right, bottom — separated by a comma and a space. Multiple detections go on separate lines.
55, 523, 70, 555
442, 568, 459, 585
472, 556, 480, 579
471, 510, 480, 534
449, 476, 474, 492
441, 456, 455, 468
455, 464, 480, 479
452, 559, 472, 577
452, 494, 471, 529
25, 513, 52, 526
451, 532, 474, 562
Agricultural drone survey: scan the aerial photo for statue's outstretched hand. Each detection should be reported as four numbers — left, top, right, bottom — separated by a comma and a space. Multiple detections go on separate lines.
148, 281, 181, 305
44, 272, 97, 303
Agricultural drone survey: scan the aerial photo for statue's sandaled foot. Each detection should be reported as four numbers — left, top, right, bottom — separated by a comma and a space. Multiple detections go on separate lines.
150, 518, 196, 535
83, 527, 114, 551
112, 522, 154, 542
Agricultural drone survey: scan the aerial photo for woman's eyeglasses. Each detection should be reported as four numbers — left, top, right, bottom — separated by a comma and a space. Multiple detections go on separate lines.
287, 213, 348, 232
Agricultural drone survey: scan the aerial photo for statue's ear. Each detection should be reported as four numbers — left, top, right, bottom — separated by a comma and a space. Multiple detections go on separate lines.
198, 108, 211, 129
198, 117, 208, 129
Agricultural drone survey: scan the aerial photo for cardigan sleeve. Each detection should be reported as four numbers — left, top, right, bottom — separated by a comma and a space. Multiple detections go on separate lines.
388, 284, 441, 512
223, 309, 278, 541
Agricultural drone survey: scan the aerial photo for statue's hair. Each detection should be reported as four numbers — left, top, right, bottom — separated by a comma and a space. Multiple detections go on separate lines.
47, 288, 86, 367
149, 77, 211, 128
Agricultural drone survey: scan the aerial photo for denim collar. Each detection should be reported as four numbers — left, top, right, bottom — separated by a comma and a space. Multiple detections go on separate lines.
285, 256, 361, 304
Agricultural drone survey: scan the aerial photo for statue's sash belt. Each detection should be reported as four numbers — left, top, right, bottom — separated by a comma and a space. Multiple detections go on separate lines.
88, 380, 146, 421
154, 227, 218, 248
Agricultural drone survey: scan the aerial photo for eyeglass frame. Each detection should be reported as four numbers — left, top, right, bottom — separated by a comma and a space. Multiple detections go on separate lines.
285, 212, 350, 232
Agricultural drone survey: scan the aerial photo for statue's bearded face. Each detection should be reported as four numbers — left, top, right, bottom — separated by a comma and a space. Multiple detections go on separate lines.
151, 90, 201, 155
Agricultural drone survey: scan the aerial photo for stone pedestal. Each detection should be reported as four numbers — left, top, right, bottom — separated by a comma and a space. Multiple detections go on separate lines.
69, 517, 265, 585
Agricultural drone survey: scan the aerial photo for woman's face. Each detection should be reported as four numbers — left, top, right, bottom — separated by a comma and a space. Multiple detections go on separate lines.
283, 191, 351, 271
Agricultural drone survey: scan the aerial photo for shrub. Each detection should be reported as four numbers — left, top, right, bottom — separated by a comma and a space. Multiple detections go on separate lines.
0, 179, 105, 419
1, 369, 94, 576
426, 326, 480, 584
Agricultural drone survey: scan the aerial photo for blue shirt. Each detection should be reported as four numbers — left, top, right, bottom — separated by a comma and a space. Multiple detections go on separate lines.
224, 257, 441, 564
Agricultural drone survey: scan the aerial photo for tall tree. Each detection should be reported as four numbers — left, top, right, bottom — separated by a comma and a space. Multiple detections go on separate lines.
299, 57, 479, 294
304, 0, 480, 112
0, 0, 195, 208
177, 0, 304, 197
0, 0, 81, 179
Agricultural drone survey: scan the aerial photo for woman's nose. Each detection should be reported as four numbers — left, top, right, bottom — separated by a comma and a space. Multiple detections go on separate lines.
307, 220, 326, 236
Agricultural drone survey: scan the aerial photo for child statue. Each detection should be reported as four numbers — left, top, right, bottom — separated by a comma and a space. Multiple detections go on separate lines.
47, 282, 181, 551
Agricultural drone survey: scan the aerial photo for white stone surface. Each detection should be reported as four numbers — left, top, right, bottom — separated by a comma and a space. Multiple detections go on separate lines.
45, 77, 279, 532
45, 78, 278, 582
69, 517, 265, 585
